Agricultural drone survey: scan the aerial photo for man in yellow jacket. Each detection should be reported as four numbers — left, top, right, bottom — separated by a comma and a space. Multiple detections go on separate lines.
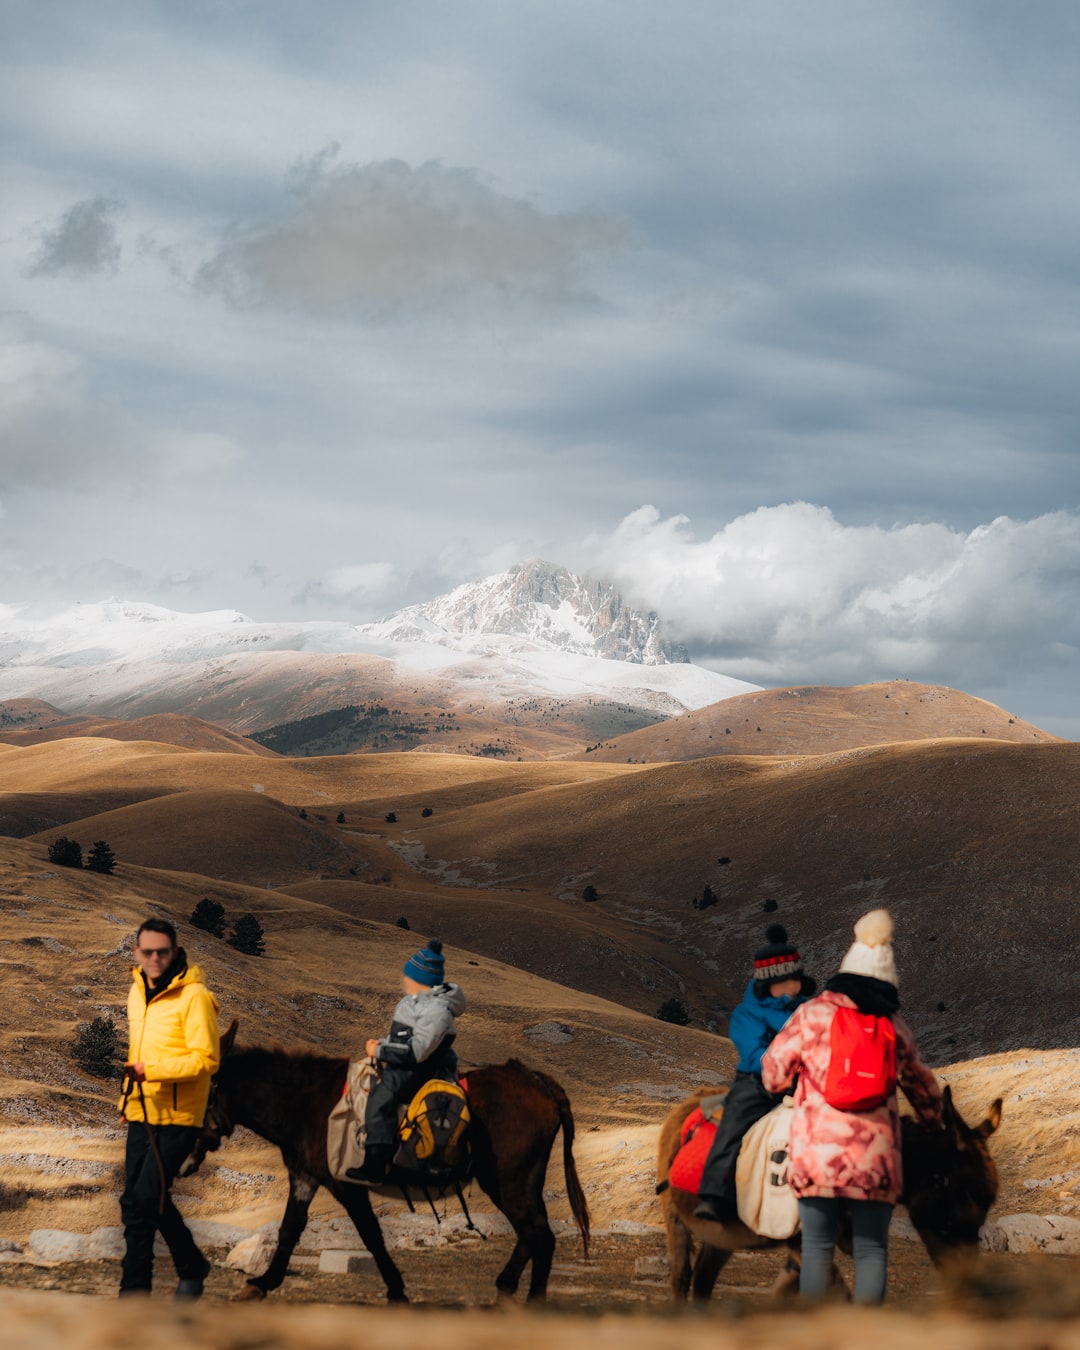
118, 918, 220, 1299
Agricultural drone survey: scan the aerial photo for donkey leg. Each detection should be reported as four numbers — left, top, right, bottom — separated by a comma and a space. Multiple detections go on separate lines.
241, 1172, 316, 1300
493, 1179, 556, 1300
665, 1208, 694, 1299
770, 1249, 801, 1298
691, 1243, 732, 1302
330, 1182, 408, 1304
490, 1205, 555, 1301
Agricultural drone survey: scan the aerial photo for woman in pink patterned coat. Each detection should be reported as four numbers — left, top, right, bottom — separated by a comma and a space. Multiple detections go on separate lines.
761, 909, 942, 1304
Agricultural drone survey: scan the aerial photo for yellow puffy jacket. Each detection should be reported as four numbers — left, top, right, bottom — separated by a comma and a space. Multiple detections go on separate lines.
120, 962, 220, 1126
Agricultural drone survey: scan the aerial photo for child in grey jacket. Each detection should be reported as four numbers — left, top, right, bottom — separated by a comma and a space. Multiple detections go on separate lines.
348, 939, 466, 1183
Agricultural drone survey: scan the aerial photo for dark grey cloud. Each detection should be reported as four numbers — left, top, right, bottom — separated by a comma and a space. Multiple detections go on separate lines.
27, 195, 123, 278
196, 154, 629, 316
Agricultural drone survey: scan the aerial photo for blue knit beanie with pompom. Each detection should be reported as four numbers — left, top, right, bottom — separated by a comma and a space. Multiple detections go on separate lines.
403, 938, 445, 987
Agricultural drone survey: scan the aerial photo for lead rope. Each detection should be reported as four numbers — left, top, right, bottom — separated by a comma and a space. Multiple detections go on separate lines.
122, 1070, 167, 1216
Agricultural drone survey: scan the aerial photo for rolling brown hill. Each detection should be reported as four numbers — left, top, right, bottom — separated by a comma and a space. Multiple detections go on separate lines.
407, 738, 1080, 1058
574, 681, 1059, 761
0, 727, 1076, 1058
0, 711, 277, 757
29, 790, 371, 887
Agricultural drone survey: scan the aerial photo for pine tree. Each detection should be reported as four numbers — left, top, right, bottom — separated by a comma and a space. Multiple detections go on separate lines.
48, 836, 83, 869
71, 1015, 121, 1078
582, 885, 599, 902
191, 898, 227, 938
655, 997, 691, 1026
336, 811, 346, 824
227, 913, 265, 956
86, 840, 116, 874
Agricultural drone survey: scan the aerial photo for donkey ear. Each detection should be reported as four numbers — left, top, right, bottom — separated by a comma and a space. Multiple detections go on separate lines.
221, 1019, 239, 1054
941, 1083, 954, 1118
976, 1097, 1002, 1140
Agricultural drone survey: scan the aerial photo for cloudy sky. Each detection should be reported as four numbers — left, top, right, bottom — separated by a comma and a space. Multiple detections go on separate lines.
4, 1, 1080, 733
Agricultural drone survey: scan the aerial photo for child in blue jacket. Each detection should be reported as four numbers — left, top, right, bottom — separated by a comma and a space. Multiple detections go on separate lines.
694, 924, 814, 1224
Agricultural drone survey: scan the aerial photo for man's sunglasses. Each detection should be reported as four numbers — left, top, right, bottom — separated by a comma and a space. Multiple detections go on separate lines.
137, 946, 174, 958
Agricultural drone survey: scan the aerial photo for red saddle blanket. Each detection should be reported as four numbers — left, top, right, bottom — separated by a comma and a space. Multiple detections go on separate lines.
669, 1106, 717, 1195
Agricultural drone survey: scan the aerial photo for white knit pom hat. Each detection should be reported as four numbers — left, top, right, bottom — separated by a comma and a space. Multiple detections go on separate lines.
838, 909, 898, 986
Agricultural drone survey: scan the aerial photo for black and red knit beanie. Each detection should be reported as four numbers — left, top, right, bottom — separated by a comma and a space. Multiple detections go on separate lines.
751, 924, 803, 984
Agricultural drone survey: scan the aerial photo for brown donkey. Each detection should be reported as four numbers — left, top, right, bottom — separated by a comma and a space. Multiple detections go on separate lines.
180, 1024, 590, 1303
658, 1083, 1001, 1301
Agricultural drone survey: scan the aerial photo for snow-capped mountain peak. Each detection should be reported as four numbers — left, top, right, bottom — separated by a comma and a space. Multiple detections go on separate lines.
358, 560, 688, 665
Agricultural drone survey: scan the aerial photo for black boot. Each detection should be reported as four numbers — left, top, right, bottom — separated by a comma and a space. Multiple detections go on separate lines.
346, 1146, 393, 1184
694, 1194, 739, 1224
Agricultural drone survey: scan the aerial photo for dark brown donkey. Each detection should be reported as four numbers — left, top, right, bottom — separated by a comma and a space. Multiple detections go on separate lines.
179, 1024, 590, 1303
658, 1084, 1001, 1301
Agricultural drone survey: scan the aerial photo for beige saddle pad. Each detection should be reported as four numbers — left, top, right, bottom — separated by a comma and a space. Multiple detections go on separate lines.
326, 1058, 378, 1181
735, 1096, 799, 1239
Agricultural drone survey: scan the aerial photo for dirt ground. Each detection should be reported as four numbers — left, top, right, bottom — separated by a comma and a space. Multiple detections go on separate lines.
3, 1226, 1078, 1312
3, 1245, 1080, 1350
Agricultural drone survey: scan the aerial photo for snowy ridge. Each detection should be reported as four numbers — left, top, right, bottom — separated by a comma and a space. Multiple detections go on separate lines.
358, 561, 688, 665
0, 565, 759, 718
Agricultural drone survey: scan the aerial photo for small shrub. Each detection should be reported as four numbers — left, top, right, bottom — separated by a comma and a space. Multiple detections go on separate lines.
48, 836, 83, 869
71, 1015, 121, 1078
0, 1180, 29, 1213
693, 884, 718, 911
395, 916, 410, 930
298, 808, 308, 820
86, 840, 116, 874
336, 811, 346, 824
582, 885, 599, 902
384, 811, 397, 823
190, 898, 227, 939
763, 898, 778, 913
421, 806, 433, 818
655, 998, 691, 1026
227, 914, 265, 957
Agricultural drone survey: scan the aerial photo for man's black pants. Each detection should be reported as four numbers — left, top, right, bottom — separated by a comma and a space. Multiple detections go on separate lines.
120, 1122, 208, 1292
697, 1071, 783, 1201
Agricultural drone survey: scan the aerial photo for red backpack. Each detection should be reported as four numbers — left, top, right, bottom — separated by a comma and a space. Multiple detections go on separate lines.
823, 1005, 897, 1111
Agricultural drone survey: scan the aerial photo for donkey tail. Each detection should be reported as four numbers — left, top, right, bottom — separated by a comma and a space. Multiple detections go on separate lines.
519, 1062, 591, 1259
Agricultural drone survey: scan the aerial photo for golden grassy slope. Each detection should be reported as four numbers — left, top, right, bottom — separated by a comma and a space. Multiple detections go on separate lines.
408, 738, 1080, 1057
576, 681, 1059, 762
29, 790, 371, 887
0, 737, 634, 804
3, 731, 1079, 1058
0, 712, 276, 757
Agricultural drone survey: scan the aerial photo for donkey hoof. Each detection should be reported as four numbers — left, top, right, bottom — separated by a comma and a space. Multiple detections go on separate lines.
235, 1282, 267, 1302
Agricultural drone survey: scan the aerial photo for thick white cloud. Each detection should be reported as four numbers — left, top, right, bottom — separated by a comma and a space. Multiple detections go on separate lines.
297, 562, 403, 611
583, 504, 1080, 692
196, 155, 628, 316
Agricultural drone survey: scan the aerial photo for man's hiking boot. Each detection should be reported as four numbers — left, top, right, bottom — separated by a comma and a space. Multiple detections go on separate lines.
694, 1195, 738, 1224
174, 1254, 211, 1301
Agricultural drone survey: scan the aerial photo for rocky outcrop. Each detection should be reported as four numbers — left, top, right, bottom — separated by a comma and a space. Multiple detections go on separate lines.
361, 561, 689, 666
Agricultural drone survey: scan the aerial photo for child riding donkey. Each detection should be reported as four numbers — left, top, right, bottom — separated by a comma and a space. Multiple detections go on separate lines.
348, 938, 466, 1183
694, 924, 814, 1224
